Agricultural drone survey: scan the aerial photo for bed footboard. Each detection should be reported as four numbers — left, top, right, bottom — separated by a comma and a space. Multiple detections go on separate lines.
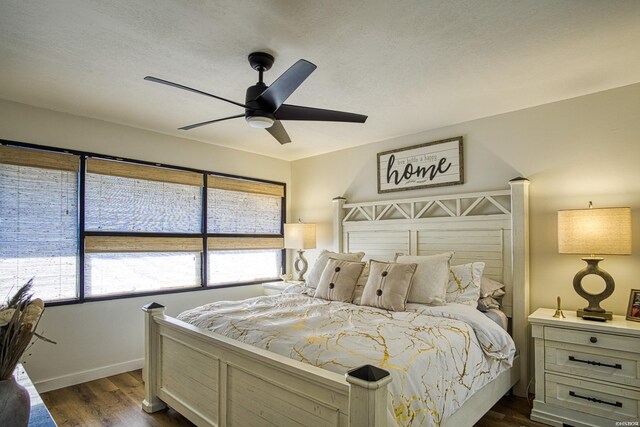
142, 303, 392, 427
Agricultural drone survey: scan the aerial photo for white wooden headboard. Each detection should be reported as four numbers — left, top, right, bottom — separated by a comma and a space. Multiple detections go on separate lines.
332, 179, 530, 395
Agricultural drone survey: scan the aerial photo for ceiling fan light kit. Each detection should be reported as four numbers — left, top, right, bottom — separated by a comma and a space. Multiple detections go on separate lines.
145, 51, 367, 145
246, 116, 274, 129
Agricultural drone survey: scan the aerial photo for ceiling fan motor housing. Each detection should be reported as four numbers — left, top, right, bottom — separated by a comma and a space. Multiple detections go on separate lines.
245, 83, 275, 123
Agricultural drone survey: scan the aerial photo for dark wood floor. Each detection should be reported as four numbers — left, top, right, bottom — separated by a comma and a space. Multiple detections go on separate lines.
42, 370, 547, 426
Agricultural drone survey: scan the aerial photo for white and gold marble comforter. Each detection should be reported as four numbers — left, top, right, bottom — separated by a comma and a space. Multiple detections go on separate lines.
177, 293, 515, 427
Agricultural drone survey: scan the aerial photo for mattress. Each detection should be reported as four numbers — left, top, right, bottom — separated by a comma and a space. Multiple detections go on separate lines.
178, 293, 515, 427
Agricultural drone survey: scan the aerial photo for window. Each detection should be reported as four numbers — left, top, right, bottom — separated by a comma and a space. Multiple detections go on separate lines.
206, 176, 284, 286
85, 159, 202, 233
84, 159, 205, 298
0, 142, 286, 304
0, 146, 79, 302
207, 177, 282, 234
208, 250, 282, 285
84, 236, 203, 297
85, 252, 201, 296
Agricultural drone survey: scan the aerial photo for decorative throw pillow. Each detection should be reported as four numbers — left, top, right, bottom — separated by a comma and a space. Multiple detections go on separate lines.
306, 250, 365, 290
352, 263, 370, 305
446, 262, 485, 306
477, 276, 506, 312
360, 260, 417, 311
396, 252, 453, 305
314, 259, 365, 302
480, 276, 506, 299
477, 296, 501, 312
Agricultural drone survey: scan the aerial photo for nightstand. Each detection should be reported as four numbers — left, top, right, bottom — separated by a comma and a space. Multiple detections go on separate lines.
262, 280, 303, 296
529, 308, 640, 426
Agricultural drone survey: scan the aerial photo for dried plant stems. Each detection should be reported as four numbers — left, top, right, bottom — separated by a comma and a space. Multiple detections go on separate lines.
0, 278, 53, 380
0, 302, 33, 380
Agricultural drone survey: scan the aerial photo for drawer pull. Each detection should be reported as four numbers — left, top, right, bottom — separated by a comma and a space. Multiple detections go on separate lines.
568, 355, 622, 369
569, 391, 622, 408
590, 336, 597, 343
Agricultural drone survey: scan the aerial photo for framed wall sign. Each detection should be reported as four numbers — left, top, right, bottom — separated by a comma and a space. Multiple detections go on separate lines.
377, 136, 464, 193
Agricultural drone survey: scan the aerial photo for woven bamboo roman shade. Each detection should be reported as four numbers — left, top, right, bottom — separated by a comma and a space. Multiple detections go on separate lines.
208, 237, 284, 251
207, 175, 284, 235
0, 145, 79, 171
86, 158, 203, 186
85, 236, 203, 253
85, 158, 203, 233
208, 175, 284, 197
0, 145, 80, 301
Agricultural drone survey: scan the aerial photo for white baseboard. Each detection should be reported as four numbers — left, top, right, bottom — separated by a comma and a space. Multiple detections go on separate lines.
34, 358, 145, 393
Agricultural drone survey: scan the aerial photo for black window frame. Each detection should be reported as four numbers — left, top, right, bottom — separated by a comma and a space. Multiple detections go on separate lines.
0, 139, 286, 307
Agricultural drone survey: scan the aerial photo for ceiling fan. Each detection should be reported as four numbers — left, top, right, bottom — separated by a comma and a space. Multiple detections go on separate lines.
145, 52, 368, 145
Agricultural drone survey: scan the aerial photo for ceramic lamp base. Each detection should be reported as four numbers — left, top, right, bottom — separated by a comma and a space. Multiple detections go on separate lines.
573, 257, 615, 322
293, 250, 308, 282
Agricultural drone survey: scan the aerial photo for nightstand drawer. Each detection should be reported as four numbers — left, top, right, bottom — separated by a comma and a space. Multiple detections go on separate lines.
545, 341, 640, 387
545, 326, 640, 353
545, 373, 640, 422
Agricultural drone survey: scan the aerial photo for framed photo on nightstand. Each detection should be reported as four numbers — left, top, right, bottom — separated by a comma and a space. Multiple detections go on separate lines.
626, 289, 640, 322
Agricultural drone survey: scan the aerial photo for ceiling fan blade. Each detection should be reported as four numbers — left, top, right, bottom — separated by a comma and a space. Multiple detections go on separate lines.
145, 76, 247, 109
179, 114, 245, 131
266, 120, 291, 145
275, 104, 367, 123
256, 60, 317, 111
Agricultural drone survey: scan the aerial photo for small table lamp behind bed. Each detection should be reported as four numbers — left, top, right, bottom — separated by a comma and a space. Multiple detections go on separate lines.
284, 221, 316, 282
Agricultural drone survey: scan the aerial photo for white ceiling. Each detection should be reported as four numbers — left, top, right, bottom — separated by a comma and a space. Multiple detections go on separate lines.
1, 1, 639, 161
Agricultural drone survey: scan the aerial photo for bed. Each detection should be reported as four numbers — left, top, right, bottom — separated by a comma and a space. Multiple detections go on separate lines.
141, 179, 530, 426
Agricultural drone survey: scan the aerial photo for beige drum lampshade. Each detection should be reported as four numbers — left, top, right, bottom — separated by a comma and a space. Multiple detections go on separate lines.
558, 207, 632, 255
284, 223, 316, 250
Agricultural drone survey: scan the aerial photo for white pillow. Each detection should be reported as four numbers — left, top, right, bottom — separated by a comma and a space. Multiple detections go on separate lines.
396, 252, 453, 305
305, 250, 365, 289
446, 262, 485, 306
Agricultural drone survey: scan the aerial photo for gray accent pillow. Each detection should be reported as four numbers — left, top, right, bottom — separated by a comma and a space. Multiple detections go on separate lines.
306, 250, 365, 290
477, 276, 506, 312
477, 296, 501, 312
314, 259, 365, 302
360, 260, 417, 311
480, 276, 506, 298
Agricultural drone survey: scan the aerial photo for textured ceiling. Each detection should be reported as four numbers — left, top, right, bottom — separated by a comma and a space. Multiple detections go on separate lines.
1, 0, 639, 161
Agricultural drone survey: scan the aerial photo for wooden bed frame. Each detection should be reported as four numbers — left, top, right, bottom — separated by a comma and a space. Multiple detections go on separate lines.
142, 179, 530, 426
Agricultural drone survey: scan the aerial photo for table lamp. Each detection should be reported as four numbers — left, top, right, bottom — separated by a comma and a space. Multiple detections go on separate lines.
284, 222, 316, 281
558, 204, 632, 321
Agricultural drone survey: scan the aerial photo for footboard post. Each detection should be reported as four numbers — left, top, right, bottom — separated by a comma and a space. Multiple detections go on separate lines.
346, 365, 392, 427
142, 302, 167, 413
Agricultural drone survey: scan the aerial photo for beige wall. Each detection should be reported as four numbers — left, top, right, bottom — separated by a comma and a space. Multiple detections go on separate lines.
291, 83, 640, 317
0, 99, 291, 390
